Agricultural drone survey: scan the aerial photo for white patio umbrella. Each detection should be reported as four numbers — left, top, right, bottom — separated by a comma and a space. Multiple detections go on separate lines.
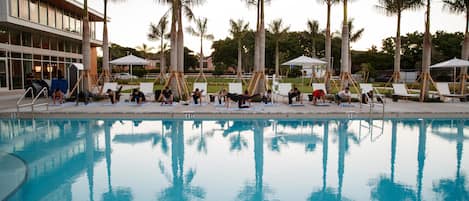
282, 55, 327, 66
430, 58, 469, 94
109, 54, 149, 80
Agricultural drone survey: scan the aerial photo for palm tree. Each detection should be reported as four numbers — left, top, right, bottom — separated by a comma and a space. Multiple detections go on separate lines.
149, 15, 170, 83
442, 0, 469, 94
376, 0, 423, 83
187, 17, 214, 82
102, 0, 125, 82
136, 43, 155, 59
340, 0, 351, 88
348, 19, 364, 74
82, 0, 91, 94
229, 19, 250, 82
318, 0, 340, 89
306, 20, 320, 57
420, 0, 432, 101
268, 19, 290, 78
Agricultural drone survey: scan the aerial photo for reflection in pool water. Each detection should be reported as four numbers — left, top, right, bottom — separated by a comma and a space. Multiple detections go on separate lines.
0, 118, 468, 201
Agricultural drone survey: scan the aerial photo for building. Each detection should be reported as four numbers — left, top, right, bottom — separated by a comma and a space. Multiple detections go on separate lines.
0, 0, 104, 91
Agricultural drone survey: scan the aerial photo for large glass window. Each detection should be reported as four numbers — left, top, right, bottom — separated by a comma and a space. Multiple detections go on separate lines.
41, 37, 49, 49
10, 30, 21, 46
58, 40, 64, 52
63, 14, 70, 31
48, 6, 55, 28
29, 0, 38, 23
0, 28, 8, 44
50, 38, 57, 51
76, 19, 81, 34
56, 10, 63, 30
32, 34, 40, 48
23, 60, 32, 87
39, 2, 47, 25
70, 17, 76, 33
10, 58, 23, 89
19, 0, 29, 20
22, 32, 31, 47
10, 0, 18, 17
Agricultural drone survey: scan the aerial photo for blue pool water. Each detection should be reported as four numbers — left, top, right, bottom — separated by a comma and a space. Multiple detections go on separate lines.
0, 118, 468, 201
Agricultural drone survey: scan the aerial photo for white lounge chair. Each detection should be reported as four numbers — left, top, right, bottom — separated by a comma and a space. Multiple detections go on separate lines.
275, 83, 292, 103
193, 82, 207, 103
392, 83, 419, 100
139, 82, 154, 100
102, 82, 118, 94
312, 83, 328, 95
359, 83, 385, 104
228, 82, 243, 94
435, 82, 466, 101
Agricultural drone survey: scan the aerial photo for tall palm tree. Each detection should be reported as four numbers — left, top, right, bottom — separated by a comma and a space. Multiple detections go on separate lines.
102, 0, 125, 82
420, 0, 432, 101
318, 0, 340, 89
187, 17, 214, 82
136, 43, 155, 59
229, 19, 250, 81
82, 0, 91, 93
306, 20, 320, 57
442, 0, 469, 94
376, 0, 424, 83
268, 19, 290, 78
340, 0, 351, 88
149, 15, 170, 82
348, 19, 364, 73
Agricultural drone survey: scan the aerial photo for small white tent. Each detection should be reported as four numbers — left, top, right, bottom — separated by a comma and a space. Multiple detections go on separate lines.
109, 55, 149, 79
282, 55, 327, 77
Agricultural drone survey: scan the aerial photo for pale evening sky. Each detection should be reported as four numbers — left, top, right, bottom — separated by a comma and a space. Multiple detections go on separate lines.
84, 0, 466, 55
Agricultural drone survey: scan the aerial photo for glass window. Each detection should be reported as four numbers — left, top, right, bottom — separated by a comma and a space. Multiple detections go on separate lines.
33, 60, 41, 79
39, 2, 47, 25
63, 14, 70, 31
58, 40, 64, 51
76, 20, 81, 34
50, 38, 57, 51
10, 30, 21, 45
19, 0, 28, 20
41, 37, 49, 49
0, 28, 8, 44
32, 34, 40, 48
23, 54, 32, 59
23, 60, 32, 87
11, 52, 21, 58
33, 55, 40, 60
22, 32, 31, 47
10, 0, 18, 17
10, 59, 23, 89
70, 17, 76, 33
56, 9, 63, 30
29, 0, 38, 23
64, 41, 71, 52
48, 6, 55, 28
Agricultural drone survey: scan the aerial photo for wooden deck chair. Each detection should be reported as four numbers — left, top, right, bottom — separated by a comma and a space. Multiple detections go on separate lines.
435, 82, 466, 102
139, 82, 154, 101
392, 83, 419, 100
193, 82, 207, 103
102, 82, 118, 95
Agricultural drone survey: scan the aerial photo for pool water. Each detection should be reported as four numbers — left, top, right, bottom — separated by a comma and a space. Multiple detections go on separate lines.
1, 118, 468, 201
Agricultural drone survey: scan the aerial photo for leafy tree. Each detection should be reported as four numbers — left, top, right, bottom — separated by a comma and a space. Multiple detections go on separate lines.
229, 19, 250, 80
268, 19, 290, 77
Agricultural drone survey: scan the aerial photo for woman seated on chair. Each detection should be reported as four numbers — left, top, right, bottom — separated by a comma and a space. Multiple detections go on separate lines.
131, 88, 146, 104
192, 88, 204, 105
52, 88, 64, 104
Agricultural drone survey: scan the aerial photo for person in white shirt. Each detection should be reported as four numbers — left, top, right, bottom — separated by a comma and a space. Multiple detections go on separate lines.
336, 87, 351, 105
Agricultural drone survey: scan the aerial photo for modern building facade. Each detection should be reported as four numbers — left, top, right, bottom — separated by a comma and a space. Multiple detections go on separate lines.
0, 0, 104, 91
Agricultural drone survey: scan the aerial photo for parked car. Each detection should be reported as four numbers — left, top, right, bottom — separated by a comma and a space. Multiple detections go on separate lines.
113, 73, 138, 80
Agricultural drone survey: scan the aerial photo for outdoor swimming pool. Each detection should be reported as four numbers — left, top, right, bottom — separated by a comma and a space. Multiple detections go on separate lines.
0, 118, 468, 201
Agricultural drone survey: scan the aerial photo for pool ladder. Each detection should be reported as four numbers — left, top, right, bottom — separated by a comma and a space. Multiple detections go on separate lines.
360, 88, 385, 114
16, 87, 49, 112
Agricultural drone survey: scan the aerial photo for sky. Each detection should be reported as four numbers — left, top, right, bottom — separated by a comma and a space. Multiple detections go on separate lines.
84, 0, 467, 55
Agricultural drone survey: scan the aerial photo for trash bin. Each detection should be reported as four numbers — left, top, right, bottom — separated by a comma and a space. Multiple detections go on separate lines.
209, 95, 215, 102
392, 95, 399, 102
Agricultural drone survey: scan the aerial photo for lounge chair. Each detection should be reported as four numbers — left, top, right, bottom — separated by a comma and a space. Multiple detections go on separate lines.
229, 83, 243, 95
312, 83, 328, 95
193, 82, 207, 103
139, 82, 154, 101
435, 82, 466, 102
392, 83, 419, 100
102, 82, 118, 95
275, 83, 292, 103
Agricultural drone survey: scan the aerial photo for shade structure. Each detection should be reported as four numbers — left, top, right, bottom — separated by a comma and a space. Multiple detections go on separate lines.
430, 58, 469, 94
110, 55, 149, 80
282, 55, 327, 66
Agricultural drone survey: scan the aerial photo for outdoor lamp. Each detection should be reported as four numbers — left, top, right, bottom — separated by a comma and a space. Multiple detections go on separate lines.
34, 66, 41, 73
47, 65, 53, 72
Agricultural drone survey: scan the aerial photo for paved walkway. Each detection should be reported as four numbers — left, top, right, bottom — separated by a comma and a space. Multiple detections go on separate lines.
1, 90, 469, 118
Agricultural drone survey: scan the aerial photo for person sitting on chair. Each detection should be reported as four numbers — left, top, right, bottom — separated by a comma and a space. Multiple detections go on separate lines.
192, 88, 204, 105
52, 88, 64, 104
312, 89, 326, 105
261, 89, 272, 104
336, 87, 352, 105
161, 87, 173, 105
131, 88, 146, 104
288, 87, 302, 104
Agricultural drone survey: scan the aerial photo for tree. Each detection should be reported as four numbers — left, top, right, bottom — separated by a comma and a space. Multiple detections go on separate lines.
348, 19, 364, 73
443, 0, 469, 94
268, 19, 290, 78
306, 20, 320, 57
229, 19, 250, 81
102, 0, 125, 82
149, 15, 170, 83
187, 17, 214, 82
318, 0, 340, 89
420, 0, 432, 101
82, 0, 91, 94
340, 0, 351, 88
376, 0, 423, 83
136, 43, 155, 59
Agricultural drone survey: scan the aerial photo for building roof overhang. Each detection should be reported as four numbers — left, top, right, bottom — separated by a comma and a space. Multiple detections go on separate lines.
47, 0, 107, 22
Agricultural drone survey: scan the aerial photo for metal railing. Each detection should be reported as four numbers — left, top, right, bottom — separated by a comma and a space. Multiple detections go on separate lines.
17, 87, 49, 112
360, 88, 385, 114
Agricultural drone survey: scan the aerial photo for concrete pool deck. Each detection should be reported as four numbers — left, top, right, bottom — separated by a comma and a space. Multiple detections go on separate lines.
0, 90, 468, 119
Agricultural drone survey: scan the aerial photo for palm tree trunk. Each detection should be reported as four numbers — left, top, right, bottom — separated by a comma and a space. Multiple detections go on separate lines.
82, 0, 91, 93
199, 37, 204, 72
420, 0, 431, 101
177, 6, 184, 73
254, 2, 260, 73
275, 40, 279, 77
237, 40, 242, 80
340, 0, 350, 88
394, 11, 402, 83
168, 0, 179, 96
324, 1, 332, 89
102, 0, 110, 82
256, 0, 266, 94
312, 37, 316, 57
160, 37, 166, 76
460, 9, 469, 94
